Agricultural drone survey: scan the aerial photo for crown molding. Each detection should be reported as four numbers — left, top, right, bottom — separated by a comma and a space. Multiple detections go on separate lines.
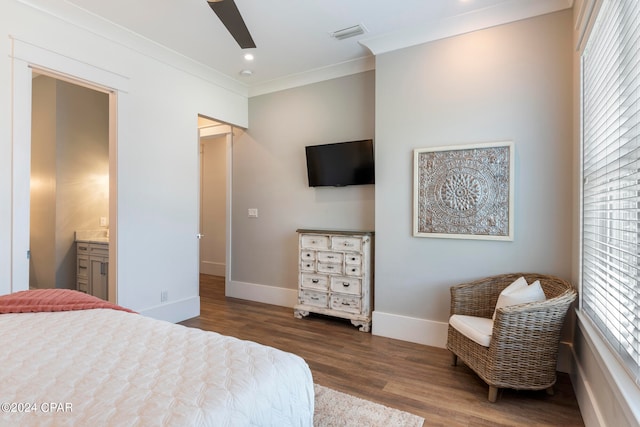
359, 0, 573, 56
248, 56, 375, 98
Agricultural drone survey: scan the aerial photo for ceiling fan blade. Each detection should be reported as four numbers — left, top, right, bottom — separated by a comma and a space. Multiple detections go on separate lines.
207, 0, 256, 49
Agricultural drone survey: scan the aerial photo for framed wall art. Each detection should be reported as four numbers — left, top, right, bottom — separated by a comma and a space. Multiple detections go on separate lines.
413, 141, 514, 240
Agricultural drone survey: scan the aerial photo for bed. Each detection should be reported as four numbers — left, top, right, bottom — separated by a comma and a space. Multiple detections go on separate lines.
0, 289, 314, 426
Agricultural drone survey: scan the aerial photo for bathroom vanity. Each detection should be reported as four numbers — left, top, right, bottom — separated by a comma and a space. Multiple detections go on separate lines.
76, 230, 109, 301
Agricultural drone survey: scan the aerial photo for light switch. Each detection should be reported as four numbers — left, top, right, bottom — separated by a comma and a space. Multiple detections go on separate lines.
248, 208, 258, 218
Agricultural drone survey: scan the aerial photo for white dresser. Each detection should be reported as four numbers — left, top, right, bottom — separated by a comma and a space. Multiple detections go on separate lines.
294, 229, 373, 332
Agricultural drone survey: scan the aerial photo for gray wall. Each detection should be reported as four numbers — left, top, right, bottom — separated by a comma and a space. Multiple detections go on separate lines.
231, 11, 574, 342
233, 71, 375, 290
374, 10, 573, 325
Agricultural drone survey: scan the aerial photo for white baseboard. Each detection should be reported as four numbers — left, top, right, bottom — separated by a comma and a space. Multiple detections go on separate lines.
200, 261, 225, 276
570, 344, 605, 427
227, 280, 297, 308
138, 296, 200, 324
372, 310, 449, 348
570, 312, 640, 427
372, 310, 574, 374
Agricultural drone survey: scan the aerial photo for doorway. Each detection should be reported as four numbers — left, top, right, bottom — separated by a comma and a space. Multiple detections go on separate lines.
198, 116, 233, 290
30, 73, 109, 293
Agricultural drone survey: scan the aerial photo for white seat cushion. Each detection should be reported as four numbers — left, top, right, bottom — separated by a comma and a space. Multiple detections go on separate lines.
449, 314, 494, 347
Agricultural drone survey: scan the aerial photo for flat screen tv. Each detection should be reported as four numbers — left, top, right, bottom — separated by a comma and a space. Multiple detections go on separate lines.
305, 139, 374, 187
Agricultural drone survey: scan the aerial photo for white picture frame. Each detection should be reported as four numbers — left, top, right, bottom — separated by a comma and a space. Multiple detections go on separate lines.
413, 141, 514, 241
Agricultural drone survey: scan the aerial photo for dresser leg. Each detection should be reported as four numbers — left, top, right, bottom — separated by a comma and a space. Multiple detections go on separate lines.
294, 309, 309, 319
351, 320, 371, 332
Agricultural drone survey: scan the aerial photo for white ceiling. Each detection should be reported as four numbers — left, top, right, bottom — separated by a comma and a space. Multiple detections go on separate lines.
63, 0, 572, 96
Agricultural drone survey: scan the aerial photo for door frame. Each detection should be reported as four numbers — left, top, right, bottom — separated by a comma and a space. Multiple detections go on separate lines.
10, 37, 126, 301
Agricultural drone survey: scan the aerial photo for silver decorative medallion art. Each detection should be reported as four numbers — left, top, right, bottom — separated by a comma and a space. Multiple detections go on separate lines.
413, 141, 514, 240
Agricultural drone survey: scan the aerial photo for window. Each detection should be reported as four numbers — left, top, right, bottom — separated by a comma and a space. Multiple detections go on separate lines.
582, 0, 640, 384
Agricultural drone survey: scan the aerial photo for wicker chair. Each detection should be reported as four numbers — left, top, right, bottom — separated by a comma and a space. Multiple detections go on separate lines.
446, 273, 576, 402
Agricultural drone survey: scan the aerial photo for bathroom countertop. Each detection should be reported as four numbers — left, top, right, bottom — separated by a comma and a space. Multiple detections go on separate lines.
76, 237, 109, 243
75, 230, 109, 244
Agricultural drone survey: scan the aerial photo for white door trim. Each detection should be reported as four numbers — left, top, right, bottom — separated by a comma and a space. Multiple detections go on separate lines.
10, 37, 126, 301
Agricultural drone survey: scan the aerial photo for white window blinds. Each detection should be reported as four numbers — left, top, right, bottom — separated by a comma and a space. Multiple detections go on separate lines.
582, 0, 640, 384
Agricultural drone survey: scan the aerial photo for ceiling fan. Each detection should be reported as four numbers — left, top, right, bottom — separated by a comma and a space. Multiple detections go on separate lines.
207, 0, 256, 49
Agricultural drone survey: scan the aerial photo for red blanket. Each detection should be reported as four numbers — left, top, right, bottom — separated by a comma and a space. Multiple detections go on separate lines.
0, 289, 135, 314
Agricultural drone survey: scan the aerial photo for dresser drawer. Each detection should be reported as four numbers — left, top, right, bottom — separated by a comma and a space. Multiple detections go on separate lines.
345, 253, 362, 265
300, 234, 330, 250
300, 260, 316, 271
300, 289, 329, 308
330, 277, 361, 295
317, 263, 343, 274
330, 294, 362, 314
301, 274, 329, 290
300, 250, 316, 261
331, 236, 362, 251
317, 251, 344, 264
345, 264, 362, 276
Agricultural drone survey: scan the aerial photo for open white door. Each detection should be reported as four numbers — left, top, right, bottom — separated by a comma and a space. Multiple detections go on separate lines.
11, 57, 33, 293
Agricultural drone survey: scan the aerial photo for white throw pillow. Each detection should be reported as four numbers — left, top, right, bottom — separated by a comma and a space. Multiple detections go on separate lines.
493, 278, 546, 320
492, 276, 528, 320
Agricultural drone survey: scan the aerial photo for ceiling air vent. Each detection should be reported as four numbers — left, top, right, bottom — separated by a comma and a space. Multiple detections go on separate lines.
330, 24, 367, 40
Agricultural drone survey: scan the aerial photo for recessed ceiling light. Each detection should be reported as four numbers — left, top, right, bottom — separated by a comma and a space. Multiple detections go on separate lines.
244, 53, 254, 61
239, 69, 253, 76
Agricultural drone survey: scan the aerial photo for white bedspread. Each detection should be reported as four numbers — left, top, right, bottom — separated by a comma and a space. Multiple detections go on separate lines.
0, 309, 314, 426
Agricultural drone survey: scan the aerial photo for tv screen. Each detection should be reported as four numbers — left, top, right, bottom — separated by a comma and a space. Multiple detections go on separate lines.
305, 139, 374, 187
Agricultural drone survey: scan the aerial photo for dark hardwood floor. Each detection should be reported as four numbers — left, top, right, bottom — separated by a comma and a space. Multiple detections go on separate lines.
179, 274, 584, 426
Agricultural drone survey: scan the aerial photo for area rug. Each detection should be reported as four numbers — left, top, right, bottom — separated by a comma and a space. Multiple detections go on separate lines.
314, 384, 424, 427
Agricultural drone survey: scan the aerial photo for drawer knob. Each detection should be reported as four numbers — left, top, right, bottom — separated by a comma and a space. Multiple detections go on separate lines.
342, 282, 350, 287
312, 279, 319, 284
